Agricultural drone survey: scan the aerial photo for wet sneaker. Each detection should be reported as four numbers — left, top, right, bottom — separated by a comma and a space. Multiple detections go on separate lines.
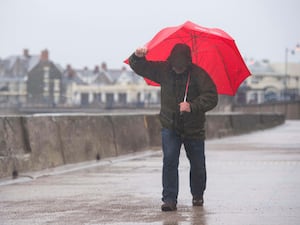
161, 202, 177, 211
192, 197, 204, 206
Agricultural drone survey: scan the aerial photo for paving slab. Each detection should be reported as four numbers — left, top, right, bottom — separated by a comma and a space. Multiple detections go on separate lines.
0, 120, 300, 225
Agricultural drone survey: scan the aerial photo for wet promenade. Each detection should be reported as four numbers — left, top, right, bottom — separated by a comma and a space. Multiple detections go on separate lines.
0, 120, 300, 225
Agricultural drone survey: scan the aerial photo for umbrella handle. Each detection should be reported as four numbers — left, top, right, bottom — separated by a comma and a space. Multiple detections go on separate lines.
180, 73, 191, 116
183, 73, 191, 102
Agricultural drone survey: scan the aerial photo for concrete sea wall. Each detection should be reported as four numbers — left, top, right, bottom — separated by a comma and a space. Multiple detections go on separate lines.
233, 101, 300, 120
0, 113, 284, 179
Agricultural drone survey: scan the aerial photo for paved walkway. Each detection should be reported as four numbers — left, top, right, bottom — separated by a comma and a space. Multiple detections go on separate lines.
0, 120, 300, 225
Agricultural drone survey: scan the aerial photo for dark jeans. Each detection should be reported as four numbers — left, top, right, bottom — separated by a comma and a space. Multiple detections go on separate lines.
161, 128, 206, 203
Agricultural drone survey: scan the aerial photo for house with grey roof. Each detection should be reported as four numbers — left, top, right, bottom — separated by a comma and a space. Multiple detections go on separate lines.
238, 60, 300, 104
26, 50, 64, 106
0, 49, 40, 107
63, 63, 160, 108
0, 49, 65, 108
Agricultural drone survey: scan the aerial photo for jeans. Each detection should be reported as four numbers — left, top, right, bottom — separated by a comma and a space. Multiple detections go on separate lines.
161, 128, 206, 203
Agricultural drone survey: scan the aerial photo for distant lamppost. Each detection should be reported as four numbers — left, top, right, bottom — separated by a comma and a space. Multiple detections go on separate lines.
284, 43, 300, 100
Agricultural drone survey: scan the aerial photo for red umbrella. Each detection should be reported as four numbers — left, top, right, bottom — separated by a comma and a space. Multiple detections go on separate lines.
124, 20, 251, 96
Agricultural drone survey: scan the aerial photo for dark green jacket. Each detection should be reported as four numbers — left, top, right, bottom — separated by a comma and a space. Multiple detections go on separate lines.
129, 53, 218, 139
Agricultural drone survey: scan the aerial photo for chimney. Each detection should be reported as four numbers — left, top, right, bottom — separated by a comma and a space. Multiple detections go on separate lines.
101, 62, 107, 71
66, 64, 75, 78
66, 64, 72, 71
94, 65, 99, 73
40, 49, 49, 62
23, 49, 30, 58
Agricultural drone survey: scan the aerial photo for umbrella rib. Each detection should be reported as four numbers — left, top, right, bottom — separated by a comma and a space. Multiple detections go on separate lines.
215, 46, 235, 94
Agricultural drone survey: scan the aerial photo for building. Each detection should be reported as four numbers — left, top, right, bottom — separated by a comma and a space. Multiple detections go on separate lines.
0, 49, 160, 110
27, 50, 64, 106
0, 49, 39, 107
63, 64, 160, 108
236, 60, 300, 104
0, 49, 65, 108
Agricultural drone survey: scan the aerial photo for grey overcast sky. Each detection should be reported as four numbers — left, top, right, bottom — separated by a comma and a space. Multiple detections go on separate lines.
1, 0, 300, 69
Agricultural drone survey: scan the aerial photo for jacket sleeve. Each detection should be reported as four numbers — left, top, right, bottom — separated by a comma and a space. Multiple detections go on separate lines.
189, 72, 218, 113
128, 53, 164, 84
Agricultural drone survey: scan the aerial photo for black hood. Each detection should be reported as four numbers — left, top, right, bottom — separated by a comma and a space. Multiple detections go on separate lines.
167, 43, 192, 69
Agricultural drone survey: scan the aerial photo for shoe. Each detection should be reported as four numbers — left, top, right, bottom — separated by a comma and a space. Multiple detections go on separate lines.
192, 197, 204, 206
161, 202, 177, 211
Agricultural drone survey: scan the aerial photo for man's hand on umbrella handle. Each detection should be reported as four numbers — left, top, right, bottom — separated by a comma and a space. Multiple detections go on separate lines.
135, 47, 148, 58
179, 101, 191, 113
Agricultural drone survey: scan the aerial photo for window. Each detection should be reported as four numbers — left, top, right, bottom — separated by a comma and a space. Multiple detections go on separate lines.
54, 79, 60, 92
43, 66, 50, 96
118, 93, 127, 104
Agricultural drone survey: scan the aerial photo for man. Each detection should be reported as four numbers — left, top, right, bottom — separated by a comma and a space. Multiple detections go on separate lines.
129, 43, 218, 211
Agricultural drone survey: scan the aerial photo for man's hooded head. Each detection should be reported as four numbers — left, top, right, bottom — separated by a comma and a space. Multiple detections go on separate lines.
167, 43, 192, 73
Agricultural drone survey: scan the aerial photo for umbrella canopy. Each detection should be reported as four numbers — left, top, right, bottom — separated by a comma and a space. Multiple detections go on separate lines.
125, 20, 251, 96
